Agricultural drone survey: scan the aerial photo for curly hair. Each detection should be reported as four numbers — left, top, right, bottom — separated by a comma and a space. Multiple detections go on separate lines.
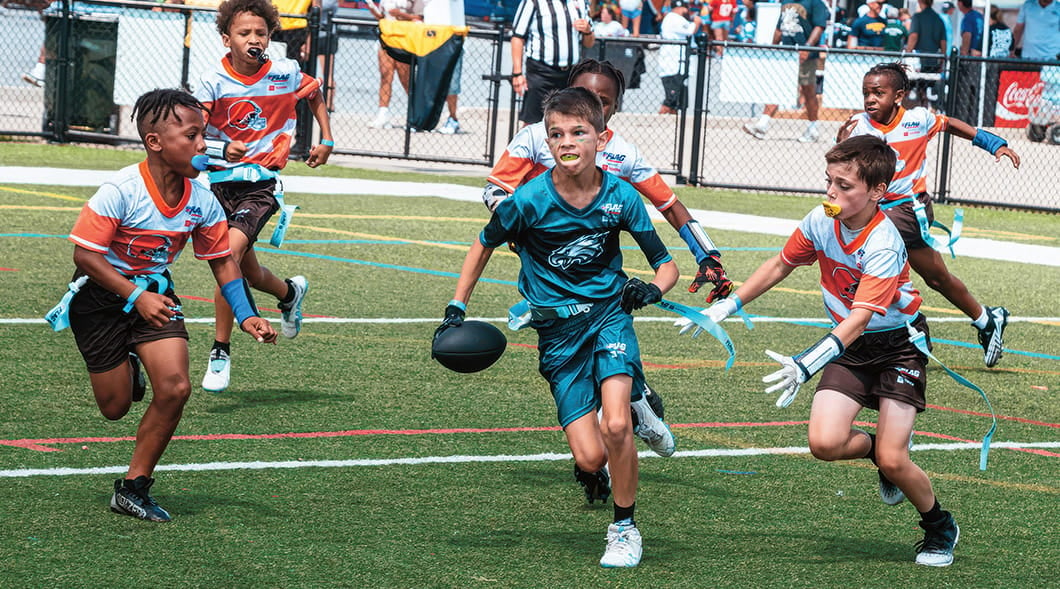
216, 0, 281, 36
567, 58, 627, 103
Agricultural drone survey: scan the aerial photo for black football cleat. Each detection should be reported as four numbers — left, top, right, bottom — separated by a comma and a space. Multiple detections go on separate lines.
111, 476, 171, 522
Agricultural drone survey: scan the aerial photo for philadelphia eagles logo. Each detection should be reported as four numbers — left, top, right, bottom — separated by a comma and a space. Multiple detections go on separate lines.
549, 232, 609, 270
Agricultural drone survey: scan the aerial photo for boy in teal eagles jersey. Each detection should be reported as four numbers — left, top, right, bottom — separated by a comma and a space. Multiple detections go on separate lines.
435, 87, 679, 568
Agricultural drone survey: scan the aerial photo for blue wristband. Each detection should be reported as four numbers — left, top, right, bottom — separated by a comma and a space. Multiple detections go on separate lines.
220, 278, 260, 325
126, 286, 145, 305
447, 299, 467, 311
972, 129, 1006, 155
320, 139, 334, 147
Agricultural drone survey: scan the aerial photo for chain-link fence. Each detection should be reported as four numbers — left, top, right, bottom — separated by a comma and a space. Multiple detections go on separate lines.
690, 42, 1059, 212
1, 2, 1056, 212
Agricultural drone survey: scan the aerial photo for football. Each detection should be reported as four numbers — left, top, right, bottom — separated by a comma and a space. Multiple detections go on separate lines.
431, 320, 507, 373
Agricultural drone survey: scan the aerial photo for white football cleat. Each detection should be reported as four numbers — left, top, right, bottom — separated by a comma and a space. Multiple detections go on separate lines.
202, 348, 230, 393
599, 523, 642, 568
279, 276, 308, 339
632, 393, 675, 457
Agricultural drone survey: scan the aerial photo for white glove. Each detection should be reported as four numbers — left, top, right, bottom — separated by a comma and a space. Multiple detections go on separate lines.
674, 297, 738, 337
482, 182, 509, 212
762, 349, 806, 408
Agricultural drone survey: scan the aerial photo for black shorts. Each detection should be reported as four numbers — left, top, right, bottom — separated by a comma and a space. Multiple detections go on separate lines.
210, 179, 279, 243
69, 275, 188, 373
661, 74, 687, 109
520, 59, 571, 125
883, 192, 934, 250
816, 314, 930, 412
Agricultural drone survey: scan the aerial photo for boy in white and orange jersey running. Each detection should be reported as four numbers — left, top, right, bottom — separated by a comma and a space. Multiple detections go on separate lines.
63, 89, 276, 522
194, 0, 334, 393
694, 135, 960, 567
838, 62, 1020, 368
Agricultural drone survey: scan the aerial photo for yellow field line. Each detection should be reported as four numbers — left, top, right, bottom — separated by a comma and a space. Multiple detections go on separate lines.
0, 204, 81, 212
0, 186, 86, 203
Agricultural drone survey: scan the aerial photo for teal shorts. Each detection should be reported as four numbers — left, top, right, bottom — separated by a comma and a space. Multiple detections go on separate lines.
534, 297, 645, 427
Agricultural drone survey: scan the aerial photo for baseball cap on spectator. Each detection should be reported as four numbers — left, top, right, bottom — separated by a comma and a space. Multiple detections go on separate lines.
941, 1, 955, 11
671, 0, 687, 7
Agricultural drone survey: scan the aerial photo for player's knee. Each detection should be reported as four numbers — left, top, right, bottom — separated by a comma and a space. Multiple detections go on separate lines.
573, 448, 607, 473
875, 450, 911, 476
99, 399, 131, 421
152, 375, 193, 408
808, 435, 845, 461
599, 414, 632, 445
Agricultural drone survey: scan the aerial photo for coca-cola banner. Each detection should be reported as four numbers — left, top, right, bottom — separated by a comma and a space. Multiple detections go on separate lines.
995, 70, 1044, 128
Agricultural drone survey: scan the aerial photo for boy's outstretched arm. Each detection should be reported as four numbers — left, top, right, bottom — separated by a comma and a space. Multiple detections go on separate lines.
675, 253, 793, 335
208, 256, 277, 344
947, 117, 1021, 169
305, 85, 334, 168
435, 240, 496, 338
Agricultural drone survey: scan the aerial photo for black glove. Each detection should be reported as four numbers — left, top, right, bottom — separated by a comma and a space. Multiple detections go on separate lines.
620, 278, 662, 314
688, 254, 734, 304
432, 304, 466, 347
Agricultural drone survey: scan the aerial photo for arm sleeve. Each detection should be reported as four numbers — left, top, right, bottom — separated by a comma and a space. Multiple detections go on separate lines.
480, 196, 523, 248
68, 183, 123, 253
511, 0, 535, 38
780, 225, 818, 267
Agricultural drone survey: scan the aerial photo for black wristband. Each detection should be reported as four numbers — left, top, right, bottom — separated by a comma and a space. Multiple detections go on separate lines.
512, 72, 523, 77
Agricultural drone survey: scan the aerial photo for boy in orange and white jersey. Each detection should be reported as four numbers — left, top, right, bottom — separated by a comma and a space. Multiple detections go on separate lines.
193, 0, 334, 393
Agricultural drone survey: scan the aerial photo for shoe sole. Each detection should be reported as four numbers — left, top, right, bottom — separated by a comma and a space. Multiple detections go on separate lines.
916, 525, 959, 567
742, 125, 766, 140
281, 278, 308, 339
983, 309, 1009, 367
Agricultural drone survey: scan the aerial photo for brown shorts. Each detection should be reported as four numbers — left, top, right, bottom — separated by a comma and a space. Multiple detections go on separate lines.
798, 57, 818, 87
883, 193, 934, 250
816, 314, 930, 412
69, 276, 188, 373
210, 179, 279, 243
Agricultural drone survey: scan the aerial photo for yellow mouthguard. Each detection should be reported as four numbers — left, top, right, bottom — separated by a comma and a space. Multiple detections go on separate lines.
822, 201, 842, 217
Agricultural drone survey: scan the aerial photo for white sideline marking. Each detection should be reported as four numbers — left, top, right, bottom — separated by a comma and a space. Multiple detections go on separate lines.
2, 441, 1057, 478
3, 166, 1058, 267
6, 316, 1060, 326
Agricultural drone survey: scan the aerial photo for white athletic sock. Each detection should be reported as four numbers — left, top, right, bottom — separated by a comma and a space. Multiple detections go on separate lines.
30, 62, 45, 78
807, 121, 819, 131
757, 114, 771, 128
971, 307, 989, 329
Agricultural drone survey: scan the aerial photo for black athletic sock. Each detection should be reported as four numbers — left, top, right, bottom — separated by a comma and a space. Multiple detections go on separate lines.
614, 502, 636, 525
865, 432, 879, 466
280, 280, 295, 304
919, 499, 945, 524
212, 340, 231, 355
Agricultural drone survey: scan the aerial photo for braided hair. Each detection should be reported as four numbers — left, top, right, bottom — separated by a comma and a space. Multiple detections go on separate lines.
866, 62, 910, 93
132, 88, 207, 141
567, 58, 627, 103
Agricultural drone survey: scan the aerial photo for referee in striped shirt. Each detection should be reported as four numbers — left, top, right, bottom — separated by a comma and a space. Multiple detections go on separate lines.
510, 0, 595, 125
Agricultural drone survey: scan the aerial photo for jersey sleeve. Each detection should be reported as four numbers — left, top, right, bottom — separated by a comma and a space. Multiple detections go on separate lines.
926, 110, 948, 138
621, 183, 672, 269
780, 214, 819, 267
851, 247, 904, 315
480, 194, 525, 248
68, 183, 124, 253
510, 0, 535, 38
624, 145, 678, 211
295, 72, 322, 100
191, 197, 233, 260
487, 125, 542, 193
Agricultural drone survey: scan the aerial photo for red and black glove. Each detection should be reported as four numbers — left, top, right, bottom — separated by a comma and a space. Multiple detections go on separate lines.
688, 254, 733, 304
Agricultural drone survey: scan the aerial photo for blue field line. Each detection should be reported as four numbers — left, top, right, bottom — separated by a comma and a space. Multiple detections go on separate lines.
0, 233, 68, 239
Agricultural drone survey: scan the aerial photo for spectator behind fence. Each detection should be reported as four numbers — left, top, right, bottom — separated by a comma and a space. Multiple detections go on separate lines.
742, 0, 829, 143
848, 0, 888, 50
906, 0, 948, 71
271, 0, 313, 62
987, 5, 1013, 58
658, 0, 700, 114
367, 0, 421, 129
882, 13, 909, 53
510, 0, 595, 125
705, 0, 739, 56
594, 3, 630, 37
317, 0, 339, 111
957, 0, 983, 56
619, 0, 643, 36
1013, 0, 1060, 60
